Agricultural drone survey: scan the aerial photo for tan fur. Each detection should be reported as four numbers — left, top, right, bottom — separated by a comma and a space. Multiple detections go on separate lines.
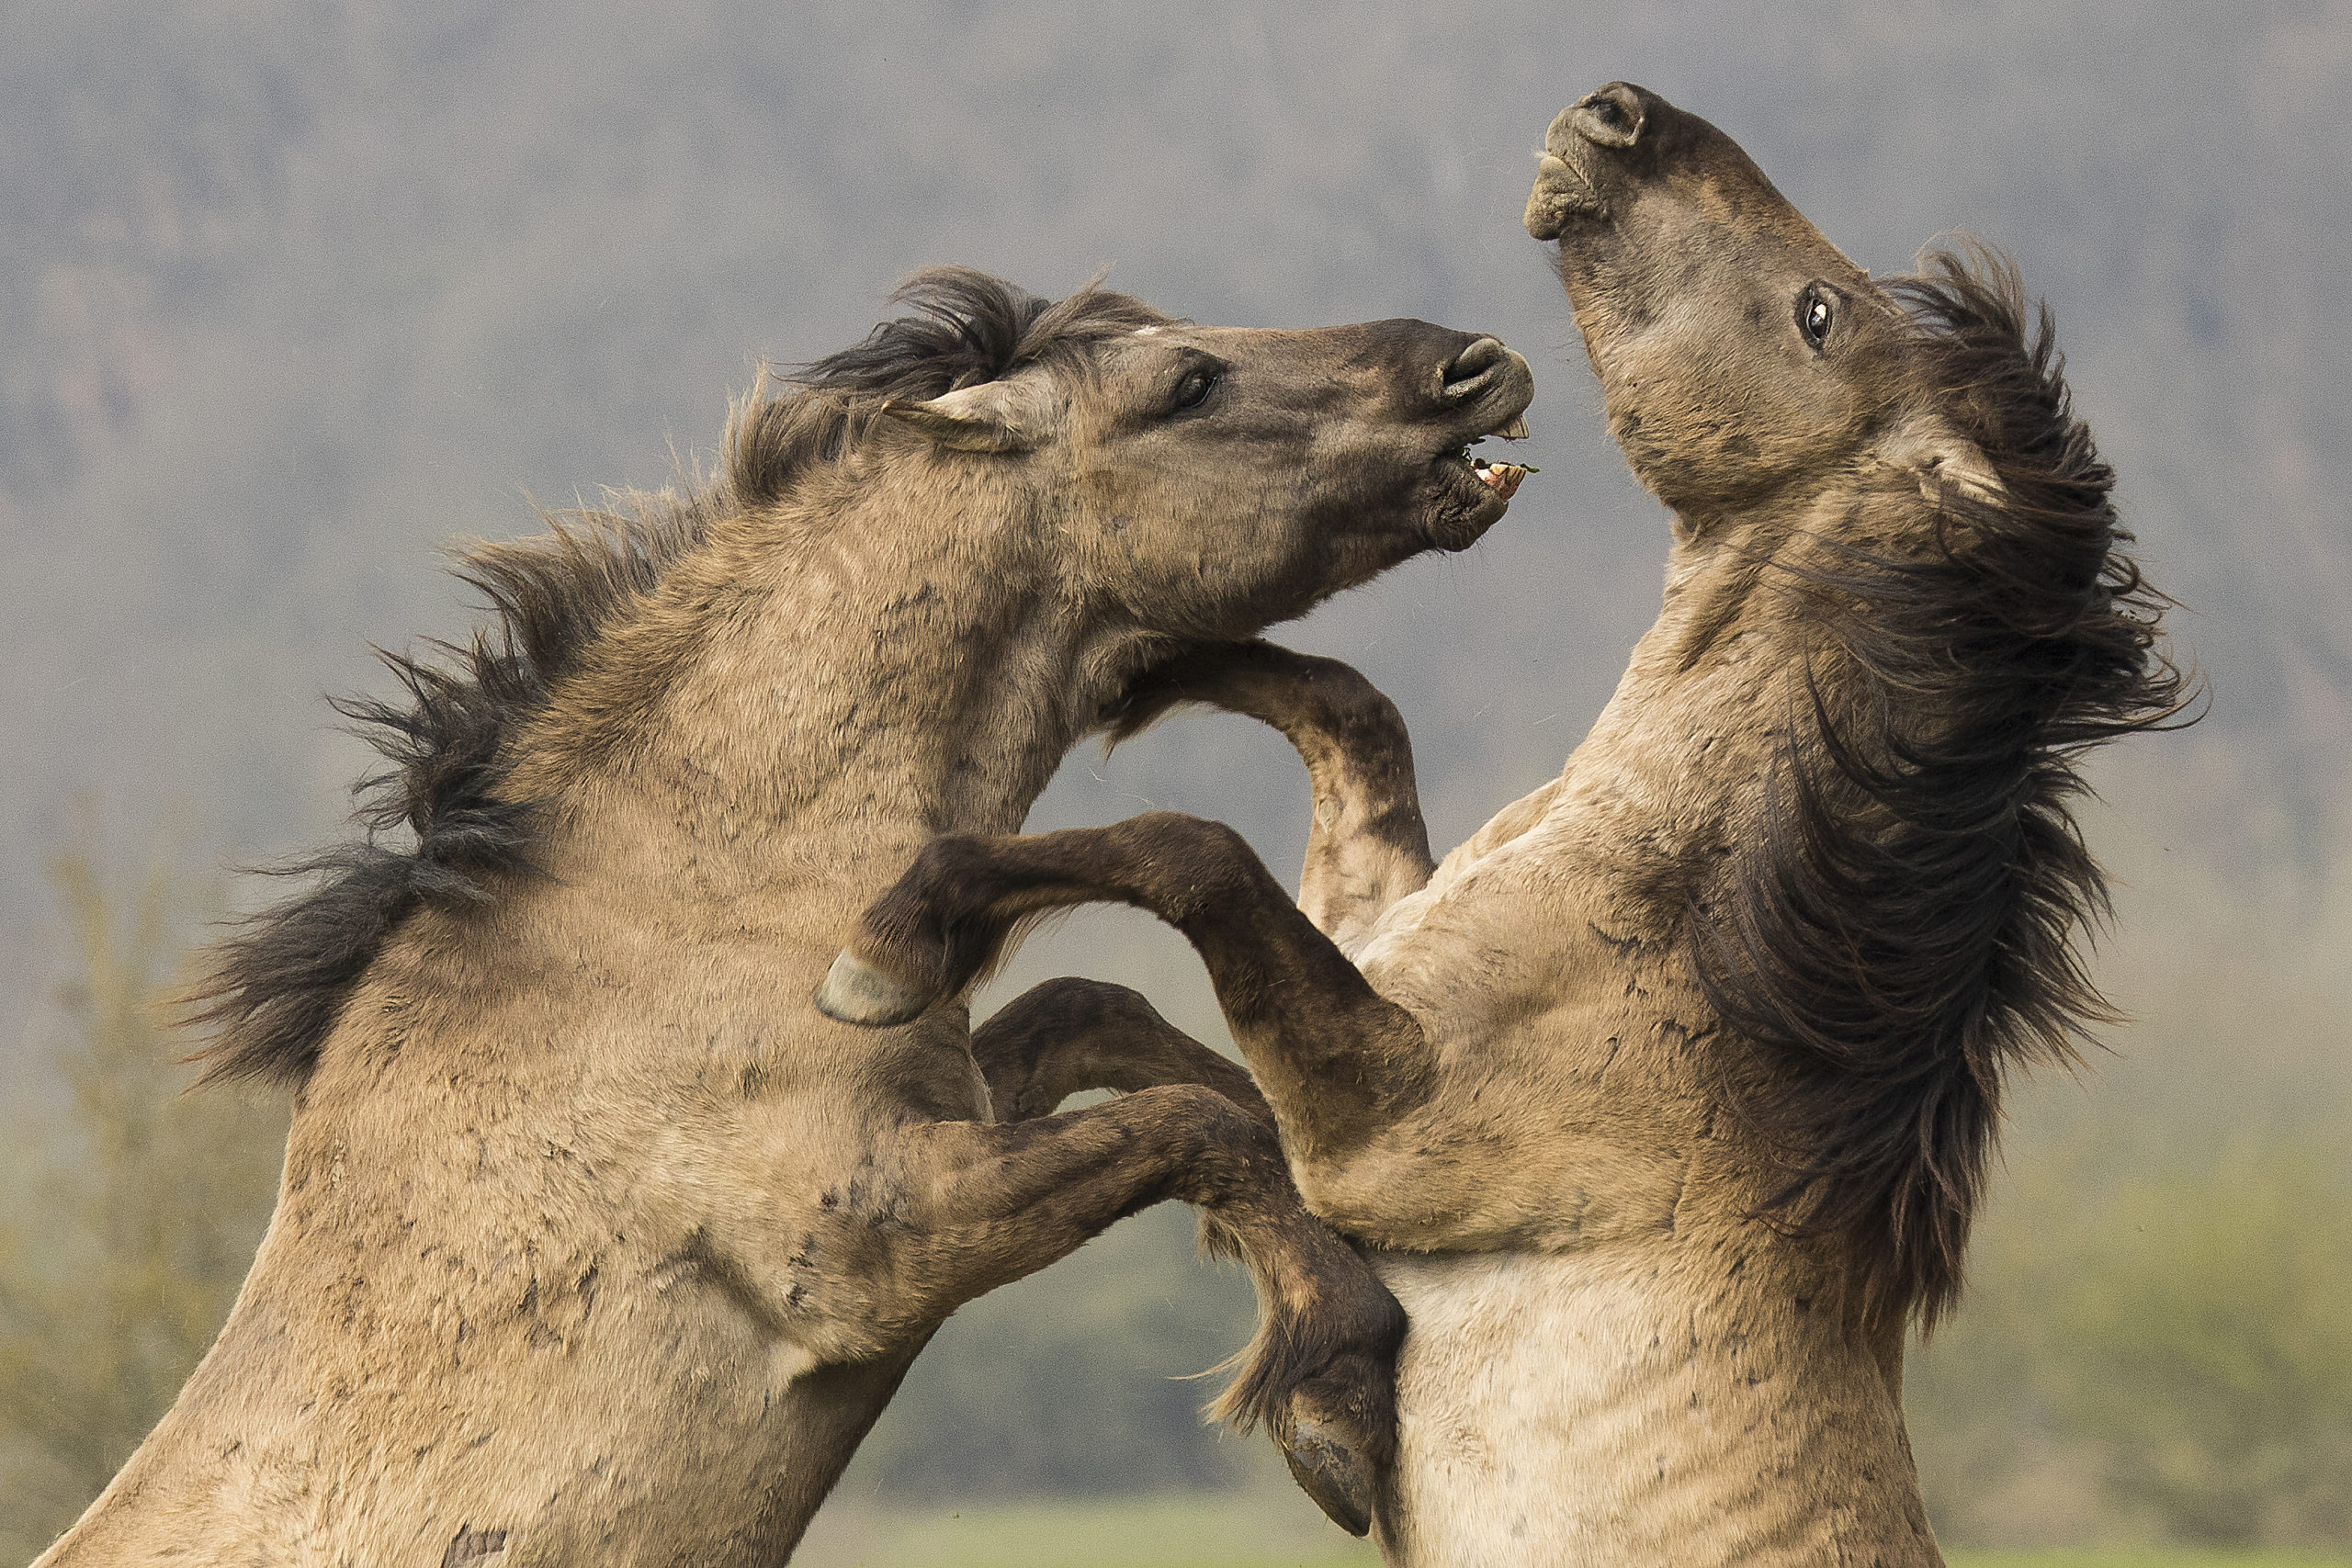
834, 90, 2177, 1567
39, 280, 1535, 1564
1329, 597, 1939, 1562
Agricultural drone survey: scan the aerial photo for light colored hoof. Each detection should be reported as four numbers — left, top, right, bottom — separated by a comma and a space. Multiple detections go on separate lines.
813, 951, 933, 1027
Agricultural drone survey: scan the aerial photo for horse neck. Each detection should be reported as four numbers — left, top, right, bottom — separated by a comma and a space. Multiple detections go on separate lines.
514, 473, 1135, 880
35, 479, 1131, 1561
1535, 520, 1804, 921
1403, 501, 1944, 1562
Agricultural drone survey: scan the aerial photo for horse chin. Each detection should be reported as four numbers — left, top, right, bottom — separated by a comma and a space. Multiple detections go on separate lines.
1524, 153, 1606, 240
1421, 458, 1515, 552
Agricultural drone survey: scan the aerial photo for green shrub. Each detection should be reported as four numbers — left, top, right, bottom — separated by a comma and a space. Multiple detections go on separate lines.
0, 829, 287, 1562
2047, 1153, 2352, 1545
1911, 1145, 2352, 1551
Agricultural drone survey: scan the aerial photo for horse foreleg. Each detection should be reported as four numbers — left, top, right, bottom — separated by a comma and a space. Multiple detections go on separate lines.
817, 812, 1436, 1162
884, 1088, 1402, 1535
969, 976, 1272, 1124
1109, 641, 1433, 953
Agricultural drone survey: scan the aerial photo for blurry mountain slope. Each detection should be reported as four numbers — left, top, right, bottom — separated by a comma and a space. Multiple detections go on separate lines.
0, 0, 2343, 910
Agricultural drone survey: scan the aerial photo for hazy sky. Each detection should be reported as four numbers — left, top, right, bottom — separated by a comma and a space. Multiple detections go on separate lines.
4, 0, 2346, 1100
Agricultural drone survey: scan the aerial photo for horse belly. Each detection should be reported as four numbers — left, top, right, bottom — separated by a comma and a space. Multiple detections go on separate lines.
1372, 1250, 1642, 1565
1369, 1250, 1937, 1568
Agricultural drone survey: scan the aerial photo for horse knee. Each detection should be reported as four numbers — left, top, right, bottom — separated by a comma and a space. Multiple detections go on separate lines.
1120, 813, 1276, 921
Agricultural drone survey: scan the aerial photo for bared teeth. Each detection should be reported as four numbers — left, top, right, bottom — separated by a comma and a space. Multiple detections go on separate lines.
1476, 461, 1532, 500
1497, 414, 1531, 440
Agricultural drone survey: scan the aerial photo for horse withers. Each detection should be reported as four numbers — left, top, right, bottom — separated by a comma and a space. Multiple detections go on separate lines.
830, 89, 2187, 1566
39, 271, 1535, 1565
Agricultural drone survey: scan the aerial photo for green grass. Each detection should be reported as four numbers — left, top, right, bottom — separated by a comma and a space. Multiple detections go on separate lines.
792, 1494, 2352, 1568
1951, 1556, 2350, 1568
795, 1492, 1374, 1568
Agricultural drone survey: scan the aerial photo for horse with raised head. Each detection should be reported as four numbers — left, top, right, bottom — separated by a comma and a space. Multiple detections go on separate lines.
825, 89, 2188, 1565
38, 269, 1538, 1564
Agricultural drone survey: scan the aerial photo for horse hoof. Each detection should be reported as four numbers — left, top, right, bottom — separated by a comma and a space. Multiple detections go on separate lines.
1279, 1415, 1374, 1538
813, 952, 933, 1027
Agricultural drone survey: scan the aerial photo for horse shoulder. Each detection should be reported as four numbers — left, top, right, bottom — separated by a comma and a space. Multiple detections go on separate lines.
1317, 809, 1698, 1252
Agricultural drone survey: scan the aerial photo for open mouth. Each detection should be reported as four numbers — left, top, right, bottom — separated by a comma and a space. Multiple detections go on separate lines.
1448, 412, 1537, 502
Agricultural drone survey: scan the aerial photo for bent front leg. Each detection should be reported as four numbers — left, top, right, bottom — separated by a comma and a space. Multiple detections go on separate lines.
1109, 641, 1433, 953
818, 813, 1436, 1161
883, 1089, 1403, 1534
970, 976, 1272, 1125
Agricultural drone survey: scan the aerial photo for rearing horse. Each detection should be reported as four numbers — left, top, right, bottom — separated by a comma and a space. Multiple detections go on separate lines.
827, 88, 2188, 1565
40, 270, 1538, 1563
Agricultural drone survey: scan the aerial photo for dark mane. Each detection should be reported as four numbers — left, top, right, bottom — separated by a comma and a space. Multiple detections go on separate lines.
182, 503, 710, 1089
1691, 244, 2194, 1328
187, 266, 1163, 1089
728, 266, 1172, 504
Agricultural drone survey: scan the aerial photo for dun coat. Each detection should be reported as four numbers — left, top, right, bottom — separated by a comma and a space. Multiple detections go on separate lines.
827, 88, 2188, 1567
38, 269, 1540, 1565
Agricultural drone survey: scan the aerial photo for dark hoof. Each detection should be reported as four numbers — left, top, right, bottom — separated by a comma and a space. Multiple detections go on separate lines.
812, 952, 933, 1027
1277, 1414, 1374, 1538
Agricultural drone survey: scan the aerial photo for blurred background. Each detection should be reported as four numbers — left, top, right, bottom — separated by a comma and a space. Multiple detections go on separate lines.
3, 1, 2346, 1562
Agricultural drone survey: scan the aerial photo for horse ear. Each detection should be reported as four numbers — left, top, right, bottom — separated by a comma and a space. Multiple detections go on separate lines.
882, 380, 1052, 453
1879, 417, 2006, 507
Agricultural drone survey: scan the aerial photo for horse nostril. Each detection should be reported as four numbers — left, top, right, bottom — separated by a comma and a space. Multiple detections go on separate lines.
1570, 83, 1645, 150
1440, 337, 1508, 402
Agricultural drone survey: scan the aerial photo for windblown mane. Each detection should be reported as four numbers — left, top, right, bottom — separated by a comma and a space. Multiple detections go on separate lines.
1692, 244, 2193, 1328
188, 266, 1170, 1089
729, 266, 1170, 504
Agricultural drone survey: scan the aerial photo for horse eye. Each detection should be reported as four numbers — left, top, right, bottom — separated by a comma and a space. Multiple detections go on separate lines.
1797, 288, 1834, 351
1170, 367, 1219, 413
